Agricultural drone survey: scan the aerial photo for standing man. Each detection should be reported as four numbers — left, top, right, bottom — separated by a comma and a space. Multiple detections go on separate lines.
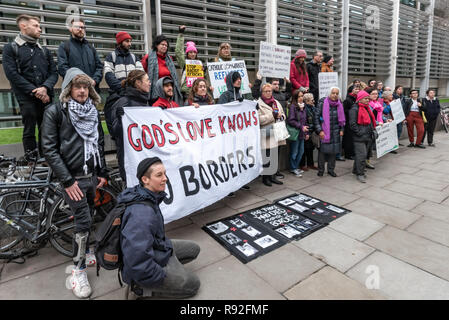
422, 89, 441, 147
404, 89, 426, 149
3, 14, 58, 156
307, 50, 323, 104
58, 18, 103, 94
41, 68, 108, 299
103, 31, 144, 134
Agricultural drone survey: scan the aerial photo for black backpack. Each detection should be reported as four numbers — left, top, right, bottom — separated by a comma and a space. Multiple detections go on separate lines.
94, 200, 154, 286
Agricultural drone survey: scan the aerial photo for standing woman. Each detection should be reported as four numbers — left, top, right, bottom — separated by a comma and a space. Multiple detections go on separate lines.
258, 83, 286, 186
290, 49, 309, 93
300, 93, 317, 171
287, 90, 310, 177
342, 85, 360, 160
186, 78, 214, 107
422, 89, 440, 147
214, 42, 235, 62
367, 88, 384, 124
313, 87, 345, 177
144, 35, 183, 105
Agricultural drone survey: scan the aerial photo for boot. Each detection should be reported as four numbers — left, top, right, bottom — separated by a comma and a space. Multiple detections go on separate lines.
262, 175, 272, 187
270, 175, 283, 185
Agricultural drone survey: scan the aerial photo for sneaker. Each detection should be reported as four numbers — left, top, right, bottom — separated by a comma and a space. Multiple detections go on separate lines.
357, 175, 366, 183
415, 144, 426, 149
365, 161, 375, 170
86, 252, 96, 267
290, 169, 303, 177
407, 143, 415, 148
71, 268, 92, 299
428, 143, 435, 147
240, 185, 251, 191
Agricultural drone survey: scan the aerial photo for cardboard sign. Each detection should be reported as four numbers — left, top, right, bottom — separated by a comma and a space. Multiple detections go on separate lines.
185, 59, 204, 87
207, 60, 251, 99
258, 41, 291, 79
319, 72, 339, 99
390, 98, 406, 124
375, 122, 399, 158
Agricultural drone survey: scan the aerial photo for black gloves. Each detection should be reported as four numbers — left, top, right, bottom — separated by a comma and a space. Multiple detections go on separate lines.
179, 25, 186, 33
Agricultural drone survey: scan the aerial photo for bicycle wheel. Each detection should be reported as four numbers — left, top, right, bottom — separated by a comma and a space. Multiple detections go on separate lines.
0, 190, 41, 252
443, 115, 449, 133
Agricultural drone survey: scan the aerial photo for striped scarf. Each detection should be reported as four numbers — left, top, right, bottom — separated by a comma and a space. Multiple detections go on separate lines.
67, 98, 101, 174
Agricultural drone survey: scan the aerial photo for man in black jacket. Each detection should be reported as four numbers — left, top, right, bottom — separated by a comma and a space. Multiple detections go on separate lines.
58, 18, 103, 93
251, 72, 292, 110
307, 50, 323, 104
41, 68, 107, 299
3, 14, 58, 156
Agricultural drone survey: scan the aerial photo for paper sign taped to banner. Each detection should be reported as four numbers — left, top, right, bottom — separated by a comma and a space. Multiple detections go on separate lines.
122, 100, 263, 223
258, 41, 291, 79
319, 72, 339, 99
375, 122, 399, 158
185, 59, 204, 87
207, 60, 251, 99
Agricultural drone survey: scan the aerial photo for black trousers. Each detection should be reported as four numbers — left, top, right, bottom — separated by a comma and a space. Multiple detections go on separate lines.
300, 140, 315, 167
423, 118, 438, 145
353, 141, 370, 176
318, 151, 336, 174
18, 97, 48, 155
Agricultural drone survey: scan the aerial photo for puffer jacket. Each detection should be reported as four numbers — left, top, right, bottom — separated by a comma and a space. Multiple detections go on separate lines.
218, 71, 243, 104
314, 97, 344, 154
119, 185, 173, 288
349, 103, 375, 143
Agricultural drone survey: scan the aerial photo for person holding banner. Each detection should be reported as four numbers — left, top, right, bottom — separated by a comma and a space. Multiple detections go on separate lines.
186, 78, 214, 107
381, 90, 398, 154
349, 90, 377, 184
152, 77, 180, 109
313, 87, 345, 177
258, 83, 286, 186
393, 85, 407, 145
290, 49, 310, 94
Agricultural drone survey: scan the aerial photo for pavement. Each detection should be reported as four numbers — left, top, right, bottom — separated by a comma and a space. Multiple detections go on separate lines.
1, 131, 449, 300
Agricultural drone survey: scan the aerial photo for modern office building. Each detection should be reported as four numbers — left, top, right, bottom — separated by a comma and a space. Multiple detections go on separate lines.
0, 0, 448, 126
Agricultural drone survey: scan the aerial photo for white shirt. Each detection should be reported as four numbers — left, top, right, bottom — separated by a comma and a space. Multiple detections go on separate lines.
410, 99, 419, 112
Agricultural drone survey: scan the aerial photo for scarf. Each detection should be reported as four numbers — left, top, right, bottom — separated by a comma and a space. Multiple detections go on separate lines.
321, 97, 345, 143
19, 32, 38, 44
262, 95, 276, 107
67, 98, 101, 174
349, 92, 357, 98
357, 102, 376, 126
369, 100, 384, 124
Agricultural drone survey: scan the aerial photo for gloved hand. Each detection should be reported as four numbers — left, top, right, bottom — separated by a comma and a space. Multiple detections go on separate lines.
238, 97, 244, 102
116, 106, 124, 117
179, 25, 186, 33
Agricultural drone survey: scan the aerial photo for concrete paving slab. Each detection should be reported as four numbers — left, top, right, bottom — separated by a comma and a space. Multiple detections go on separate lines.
294, 227, 375, 273
94, 287, 127, 300
284, 266, 386, 300
278, 173, 317, 191
412, 201, 449, 224
190, 256, 285, 300
365, 226, 449, 281
260, 187, 297, 203
346, 198, 421, 229
328, 213, 385, 241
418, 160, 449, 173
392, 173, 449, 191
247, 244, 325, 293
299, 184, 360, 207
165, 215, 194, 232
222, 191, 266, 210
415, 169, 449, 183
385, 181, 449, 204
346, 251, 449, 300
189, 206, 237, 227
356, 186, 424, 211
407, 216, 449, 247
247, 178, 289, 197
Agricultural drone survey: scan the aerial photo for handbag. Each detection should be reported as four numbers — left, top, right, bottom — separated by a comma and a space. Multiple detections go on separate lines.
272, 120, 290, 141
286, 124, 299, 141
311, 132, 321, 148
421, 111, 427, 124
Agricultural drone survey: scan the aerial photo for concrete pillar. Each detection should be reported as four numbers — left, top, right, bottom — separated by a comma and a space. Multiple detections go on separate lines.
385, 0, 400, 89
266, 0, 277, 44
420, 0, 436, 98
155, 0, 162, 35
142, 0, 152, 53
340, 0, 349, 93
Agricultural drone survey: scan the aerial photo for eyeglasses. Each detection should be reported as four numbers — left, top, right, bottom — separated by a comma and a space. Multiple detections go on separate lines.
73, 26, 86, 30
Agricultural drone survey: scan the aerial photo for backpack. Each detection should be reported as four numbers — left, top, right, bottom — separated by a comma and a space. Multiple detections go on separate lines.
111, 50, 136, 65
94, 200, 155, 286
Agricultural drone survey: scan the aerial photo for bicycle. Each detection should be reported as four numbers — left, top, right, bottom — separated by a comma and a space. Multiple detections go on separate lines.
0, 152, 118, 262
440, 105, 449, 133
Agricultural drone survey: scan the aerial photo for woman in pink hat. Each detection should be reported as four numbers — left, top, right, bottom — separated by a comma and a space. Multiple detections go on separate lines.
290, 49, 309, 94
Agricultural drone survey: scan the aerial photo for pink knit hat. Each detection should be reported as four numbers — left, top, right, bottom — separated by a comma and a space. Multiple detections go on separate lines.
186, 41, 198, 54
295, 49, 307, 58
356, 90, 370, 102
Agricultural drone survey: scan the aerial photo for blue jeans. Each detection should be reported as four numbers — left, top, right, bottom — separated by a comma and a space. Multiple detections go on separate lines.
289, 139, 305, 170
397, 122, 403, 140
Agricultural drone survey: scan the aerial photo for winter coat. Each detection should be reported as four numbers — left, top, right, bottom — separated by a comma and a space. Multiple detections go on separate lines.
321, 64, 333, 73
57, 36, 103, 92
3, 36, 58, 101
306, 61, 320, 96
145, 50, 183, 105
287, 104, 309, 140
186, 94, 213, 106
289, 59, 309, 92
314, 97, 344, 154
423, 98, 440, 121
119, 185, 173, 288
257, 98, 286, 150
349, 103, 375, 143
251, 79, 292, 110
151, 76, 181, 109
403, 98, 425, 118
104, 47, 144, 94
218, 71, 243, 104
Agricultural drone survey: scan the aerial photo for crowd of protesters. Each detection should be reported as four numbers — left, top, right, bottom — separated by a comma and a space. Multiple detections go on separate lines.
2, 15, 444, 300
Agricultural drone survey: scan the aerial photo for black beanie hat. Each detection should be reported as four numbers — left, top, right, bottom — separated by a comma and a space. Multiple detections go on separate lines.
323, 55, 332, 64
136, 157, 162, 183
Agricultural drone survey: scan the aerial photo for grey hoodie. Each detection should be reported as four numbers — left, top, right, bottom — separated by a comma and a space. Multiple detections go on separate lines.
218, 71, 242, 104
153, 76, 173, 100
59, 67, 101, 104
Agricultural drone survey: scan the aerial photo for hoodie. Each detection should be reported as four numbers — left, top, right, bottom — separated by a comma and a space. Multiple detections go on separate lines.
152, 76, 180, 109
119, 185, 173, 288
217, 71, 243, 104
59, 67, 101, 105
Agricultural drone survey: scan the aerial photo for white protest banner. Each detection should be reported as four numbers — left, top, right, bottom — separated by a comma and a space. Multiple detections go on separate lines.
123, 100, 263, 223
207, 60, 251, 99
258, 41, 291, 79
319, 72, 339, 99
389, 98, 406, 124
185, 59, 204, 87
375, 122, 399, 158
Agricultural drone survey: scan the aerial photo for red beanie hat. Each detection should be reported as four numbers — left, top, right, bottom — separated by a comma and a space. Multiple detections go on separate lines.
295, 49, 307, 58
356, 90, 370, 102
116, 31, 132, 44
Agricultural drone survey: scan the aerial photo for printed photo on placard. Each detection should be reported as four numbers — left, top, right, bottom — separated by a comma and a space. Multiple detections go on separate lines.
289, 221, 309, 232
278, 198, 296, 206
235, 243, 259, 257
241, 226, 262, 238
290, 194, 310, 202
301, 219, 319, 227
305, 198, 320, 206
312, 208, 330, 216
289, 203, 309, 213
221, 232, 242, 245
229, 218, 248, 228
254, 235, 279, 249
275, 225, 302, 239
326, 205, 346, 214
207, 221, 229, 234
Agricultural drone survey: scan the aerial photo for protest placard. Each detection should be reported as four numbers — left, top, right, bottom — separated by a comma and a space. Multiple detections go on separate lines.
319, 72, 339, 99
207, 60, 251, 99
258, 41, 291, 79
375, 122, 399, 158
389, 98, 406, 124
122, 100, 263, 223
185, 59, 204, 87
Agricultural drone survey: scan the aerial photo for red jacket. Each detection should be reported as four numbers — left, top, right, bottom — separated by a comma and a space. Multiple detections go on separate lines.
290, 59, 309, 91
152, 97, 179, 109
